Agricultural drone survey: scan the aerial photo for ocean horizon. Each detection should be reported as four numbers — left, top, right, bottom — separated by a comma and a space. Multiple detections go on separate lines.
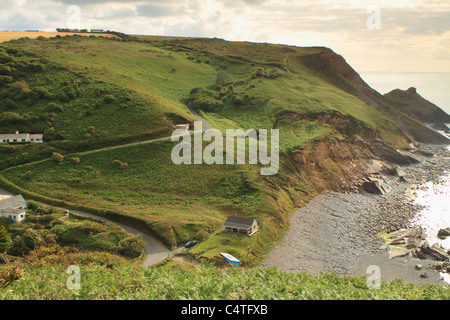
359, 72, 450, 117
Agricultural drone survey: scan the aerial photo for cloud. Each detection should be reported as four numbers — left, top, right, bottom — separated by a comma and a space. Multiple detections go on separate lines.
1, 0, 450, 71
136, 3, 185, 17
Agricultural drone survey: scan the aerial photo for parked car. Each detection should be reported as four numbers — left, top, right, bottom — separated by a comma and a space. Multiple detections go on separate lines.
184, 240, 198, 248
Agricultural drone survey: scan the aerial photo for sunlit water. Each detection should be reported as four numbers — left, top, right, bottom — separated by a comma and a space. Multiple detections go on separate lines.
410, 165, 450, 282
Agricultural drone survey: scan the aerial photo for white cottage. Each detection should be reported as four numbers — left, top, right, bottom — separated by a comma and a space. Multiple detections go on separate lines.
0, 131, 43, 144
0, 195, 28, 222
223, 216, 258, 236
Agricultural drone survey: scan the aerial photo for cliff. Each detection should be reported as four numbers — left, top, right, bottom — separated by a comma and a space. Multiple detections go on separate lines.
297, 51, 450, 144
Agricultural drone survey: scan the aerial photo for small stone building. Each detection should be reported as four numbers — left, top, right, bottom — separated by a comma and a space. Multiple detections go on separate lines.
223, 216, 258, 236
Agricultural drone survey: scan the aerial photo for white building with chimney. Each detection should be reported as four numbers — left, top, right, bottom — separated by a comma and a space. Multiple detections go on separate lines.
0, 131, 43, 144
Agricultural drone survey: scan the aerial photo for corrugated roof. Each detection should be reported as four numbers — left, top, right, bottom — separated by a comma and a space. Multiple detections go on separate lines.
0, 195, 27, 210
223, 216, 255, 229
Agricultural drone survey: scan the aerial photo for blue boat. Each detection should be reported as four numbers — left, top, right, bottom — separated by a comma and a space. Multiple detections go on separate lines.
219, 252, 241, 267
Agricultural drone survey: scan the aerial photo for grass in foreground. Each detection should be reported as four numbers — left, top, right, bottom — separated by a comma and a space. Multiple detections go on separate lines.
1, 260, 448, 300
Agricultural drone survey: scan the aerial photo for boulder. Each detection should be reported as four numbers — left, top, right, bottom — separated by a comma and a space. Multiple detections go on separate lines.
362, 176, 389, 195
405, 237, 422, 249
437, 228, 450, 239
420, 242, 450, 261
387, 236, 406, 246
410, 248, 427, 260
389, 247, 410, 259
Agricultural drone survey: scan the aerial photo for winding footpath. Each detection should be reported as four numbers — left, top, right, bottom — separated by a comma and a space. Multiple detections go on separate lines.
1, 105, 212, 267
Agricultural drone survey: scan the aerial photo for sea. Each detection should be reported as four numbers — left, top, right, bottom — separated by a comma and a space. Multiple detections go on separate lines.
360, 72, 450, 282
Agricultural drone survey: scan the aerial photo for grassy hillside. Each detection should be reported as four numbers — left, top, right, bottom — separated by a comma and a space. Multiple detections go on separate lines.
0, 140, 264, 253
0, 33, 442, 268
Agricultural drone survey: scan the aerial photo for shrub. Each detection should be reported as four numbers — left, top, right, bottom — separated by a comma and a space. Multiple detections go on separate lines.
0, 53, 13, 64
113, 160, 128, 169
216, 70, 232, 87
48, 102, 64, 112
25, 62, 45, 72
34, 86, 52, 99
117, 235, 145, 258
71, 157, 80, 165
25, 170, 34, 180
51, 152, 64, 163
0, 65, 11, 75
0, 75, 12, 85
10, 80, 29, 94
103, 94, 117, 104
195, 230, 209, 241
188, 87, 223, 113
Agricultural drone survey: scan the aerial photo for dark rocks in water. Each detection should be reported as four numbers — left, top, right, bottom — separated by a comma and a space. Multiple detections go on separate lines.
437, 228, 450, 239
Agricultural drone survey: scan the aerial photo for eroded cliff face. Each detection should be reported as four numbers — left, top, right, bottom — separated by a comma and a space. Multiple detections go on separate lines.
263, 110, 420, 222
297, 51, 450, 145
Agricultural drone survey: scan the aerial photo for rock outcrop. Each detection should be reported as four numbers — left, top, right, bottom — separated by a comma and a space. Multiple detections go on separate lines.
437, 228, 450, 240
383, 227, 450, 277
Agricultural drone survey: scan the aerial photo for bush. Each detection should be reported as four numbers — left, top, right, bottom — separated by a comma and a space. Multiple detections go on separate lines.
0, 53, 13, 64
117, 235, 144, 258
51, 152, 64, 163
0, 75, 12, 85
10, 80, 29, 94
0, 65, 11, 75
34, 86, 52, 99
48, 102, 64, 112
103, 94, 117, 104
195, 230, 209, 241
25, 170, 34, 180
113, 160, 128, 170
216, 70, 232, 87
188, 88, 223, 113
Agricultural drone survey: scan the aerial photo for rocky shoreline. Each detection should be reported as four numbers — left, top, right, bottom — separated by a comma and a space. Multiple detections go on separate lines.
261, 143, 450, 286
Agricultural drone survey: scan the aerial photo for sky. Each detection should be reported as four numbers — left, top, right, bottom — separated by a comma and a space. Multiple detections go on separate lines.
0, 0, 449, 73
